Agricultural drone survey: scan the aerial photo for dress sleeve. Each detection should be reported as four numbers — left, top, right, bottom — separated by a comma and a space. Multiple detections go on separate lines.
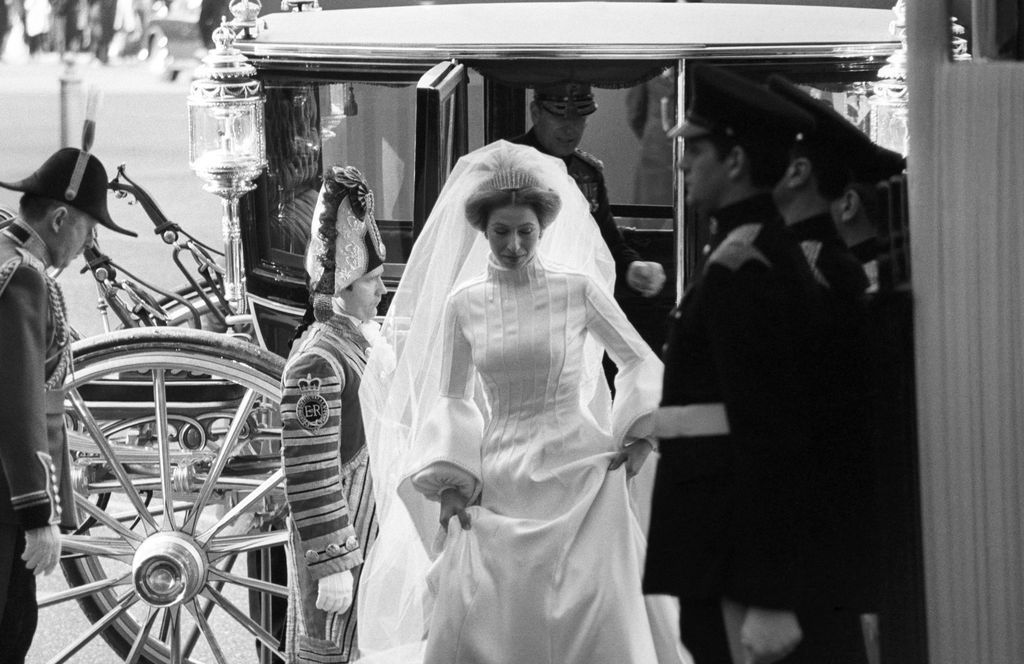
0, 262, 62, 530
404, 294, 484, 504
280, 348, 362, 579
583, 277, 663, 445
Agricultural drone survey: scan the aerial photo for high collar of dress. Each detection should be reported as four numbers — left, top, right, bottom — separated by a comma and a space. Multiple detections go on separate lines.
708, 193, 781, 247
4, 219, 52, 267
487, 252, 540, 283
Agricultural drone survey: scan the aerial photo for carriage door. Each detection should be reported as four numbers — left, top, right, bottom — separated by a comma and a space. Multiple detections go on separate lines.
414, 61, 469, 236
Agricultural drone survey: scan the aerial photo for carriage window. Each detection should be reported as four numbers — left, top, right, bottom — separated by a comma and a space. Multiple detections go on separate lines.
255, 79, 417, 283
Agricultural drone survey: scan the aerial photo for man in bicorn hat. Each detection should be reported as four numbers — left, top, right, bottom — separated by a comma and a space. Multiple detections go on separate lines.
512, 81, 666, 298
642, 64, 831, 664
0, 147, 136, 662
280, 165, 386, 663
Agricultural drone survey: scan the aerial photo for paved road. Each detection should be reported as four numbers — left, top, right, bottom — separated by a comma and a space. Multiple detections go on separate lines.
2, 57, 270, 664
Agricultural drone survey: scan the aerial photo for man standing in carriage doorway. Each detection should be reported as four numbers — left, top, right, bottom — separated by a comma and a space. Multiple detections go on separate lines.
0, 148, 137, 663
512, 81, 667, 299
279, 166, 385, 663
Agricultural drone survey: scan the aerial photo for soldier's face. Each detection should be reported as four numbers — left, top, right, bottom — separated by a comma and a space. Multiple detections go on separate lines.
50, 206, 97, 269
336, 266, 386, 322
679, 137, 732, 215
530, 103, 587, 158
485, 205, 542, 270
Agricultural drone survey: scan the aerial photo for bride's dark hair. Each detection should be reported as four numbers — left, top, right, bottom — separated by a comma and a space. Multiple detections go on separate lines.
464, 166, 562, 231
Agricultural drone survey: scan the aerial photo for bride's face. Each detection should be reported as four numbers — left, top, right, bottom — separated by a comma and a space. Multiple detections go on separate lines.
486, 205, 542, 269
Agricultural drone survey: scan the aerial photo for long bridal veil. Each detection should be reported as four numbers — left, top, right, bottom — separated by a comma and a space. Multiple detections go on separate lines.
354, 141, 615, 661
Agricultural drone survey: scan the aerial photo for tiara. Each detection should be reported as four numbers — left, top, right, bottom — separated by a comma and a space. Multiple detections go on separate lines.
489, 168, 539, 192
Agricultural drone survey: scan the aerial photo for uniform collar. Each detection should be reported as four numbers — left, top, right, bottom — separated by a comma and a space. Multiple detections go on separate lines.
708, 193, 781, 249
2, 219, 52, 267
788, 212, 842, 244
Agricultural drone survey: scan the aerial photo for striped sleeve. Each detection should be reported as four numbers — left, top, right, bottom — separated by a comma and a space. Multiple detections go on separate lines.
281, 349, 362, 578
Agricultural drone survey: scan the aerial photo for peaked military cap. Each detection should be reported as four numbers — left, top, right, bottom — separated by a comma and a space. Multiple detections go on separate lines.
533, 82, 597, 117
668, 64, 814, 147
767, 74, 905, 183
0, 148, 136, 237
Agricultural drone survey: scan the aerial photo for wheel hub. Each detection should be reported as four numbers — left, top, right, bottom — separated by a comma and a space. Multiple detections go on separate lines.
132, 532, 208, 607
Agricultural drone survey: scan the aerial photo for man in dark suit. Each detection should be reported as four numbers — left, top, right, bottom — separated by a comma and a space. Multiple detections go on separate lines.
0, 148, 135, 662
642, 64, 834, 664
512, 82, 666, 298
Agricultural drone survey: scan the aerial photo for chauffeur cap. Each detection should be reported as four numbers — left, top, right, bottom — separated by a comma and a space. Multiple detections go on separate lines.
668, 64, 814, 147
767, 74, 906, 185
0, 148, 136, 236
533, 82, 597, 117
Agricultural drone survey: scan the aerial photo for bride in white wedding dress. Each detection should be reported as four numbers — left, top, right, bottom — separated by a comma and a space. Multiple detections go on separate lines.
355, 141, 690, 664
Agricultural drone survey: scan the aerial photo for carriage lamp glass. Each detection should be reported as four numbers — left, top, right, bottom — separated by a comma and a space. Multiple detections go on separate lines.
188, 20, 267, 316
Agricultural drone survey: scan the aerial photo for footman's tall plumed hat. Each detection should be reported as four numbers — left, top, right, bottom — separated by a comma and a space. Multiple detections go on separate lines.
305, 165, 386, 321
0, 148, 137, 237
533, 82, 597, 117
668, 64, 814, 148
767, 74, 906, 185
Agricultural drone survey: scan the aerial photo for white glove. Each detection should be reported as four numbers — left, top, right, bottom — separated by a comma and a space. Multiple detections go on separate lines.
23, 524, 61, 575
626, 261, 667, 298
316, 570, 354, 614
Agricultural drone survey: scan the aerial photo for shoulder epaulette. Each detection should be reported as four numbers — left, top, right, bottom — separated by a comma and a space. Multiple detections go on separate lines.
574, 148, 604, 171
707, 223, 771, 272
0, 253, 25, 299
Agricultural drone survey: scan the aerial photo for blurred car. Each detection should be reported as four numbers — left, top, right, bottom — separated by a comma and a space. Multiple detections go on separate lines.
138, 0, 212, 80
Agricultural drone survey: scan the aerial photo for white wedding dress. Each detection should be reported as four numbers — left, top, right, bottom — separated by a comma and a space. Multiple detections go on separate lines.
402, 253, 663, 663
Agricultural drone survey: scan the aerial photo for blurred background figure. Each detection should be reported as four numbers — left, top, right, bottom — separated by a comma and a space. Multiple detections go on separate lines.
625, 67, 676, 206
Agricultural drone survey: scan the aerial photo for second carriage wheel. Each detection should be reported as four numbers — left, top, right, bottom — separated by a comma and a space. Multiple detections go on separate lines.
46, 328, 289, 664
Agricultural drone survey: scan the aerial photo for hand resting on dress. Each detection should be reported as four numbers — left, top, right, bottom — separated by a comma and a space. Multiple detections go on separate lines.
439, 488, 472, 531
608, 439, 655, 478
316, 570, 354, 614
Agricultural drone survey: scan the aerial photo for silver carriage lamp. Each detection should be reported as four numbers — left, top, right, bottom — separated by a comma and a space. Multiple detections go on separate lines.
187, 17, 266, 316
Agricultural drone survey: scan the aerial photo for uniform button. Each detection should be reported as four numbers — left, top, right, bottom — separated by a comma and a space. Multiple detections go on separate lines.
325, 542, 342, 556
304, 550, 320, 563
54, 495, 61, 505
344, 536, 359, 552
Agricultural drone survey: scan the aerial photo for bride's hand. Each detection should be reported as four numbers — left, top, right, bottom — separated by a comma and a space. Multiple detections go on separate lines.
608, 439, 654, 478
439, 488, 472, 531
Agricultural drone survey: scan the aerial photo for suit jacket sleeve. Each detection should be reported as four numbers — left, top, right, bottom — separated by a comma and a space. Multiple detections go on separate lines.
703, 262, 813, 609
0, 261, 62, 530
280, 349, 362, 579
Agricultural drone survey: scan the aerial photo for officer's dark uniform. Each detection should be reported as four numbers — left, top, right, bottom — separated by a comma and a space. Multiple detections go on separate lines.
510, 84, 641, 281
642, 65, 856, 663
0, 148, 136, 662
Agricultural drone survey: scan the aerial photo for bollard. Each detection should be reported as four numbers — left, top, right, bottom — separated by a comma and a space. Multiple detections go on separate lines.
59, 53, 82, 148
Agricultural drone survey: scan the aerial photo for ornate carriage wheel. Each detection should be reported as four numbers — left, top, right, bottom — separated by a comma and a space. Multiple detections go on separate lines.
44, 328, 289, 664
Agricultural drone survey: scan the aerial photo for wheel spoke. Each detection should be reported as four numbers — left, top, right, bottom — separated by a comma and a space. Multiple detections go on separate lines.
208, 530, 289, 557
74, 493, 146, 543
208, 566, 289, 598
124, 606, 161, 664
168, 605, 182, 664
185, 599, 231, 664
196, 469, 284, 544
185, 389, 259, 534
67, 388, 159, 534
38, 572, 132, 608
152, 368, 177, 531
183, 553, 236, 658
201, 584, 281, 653
45, 590, 139, 663
61, 534, 136, 561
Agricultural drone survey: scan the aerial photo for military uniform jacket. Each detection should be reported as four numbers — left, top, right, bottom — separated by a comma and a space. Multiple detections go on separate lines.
790, 213, 879, 611
281, 315, 370, 578
0, 220, 76, 531
644, 194, 823, 610
512, 130, 641, 280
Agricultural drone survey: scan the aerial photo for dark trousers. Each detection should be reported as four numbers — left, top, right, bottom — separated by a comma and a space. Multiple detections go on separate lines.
679, 598, 868, 664
0, 524, 38, 664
